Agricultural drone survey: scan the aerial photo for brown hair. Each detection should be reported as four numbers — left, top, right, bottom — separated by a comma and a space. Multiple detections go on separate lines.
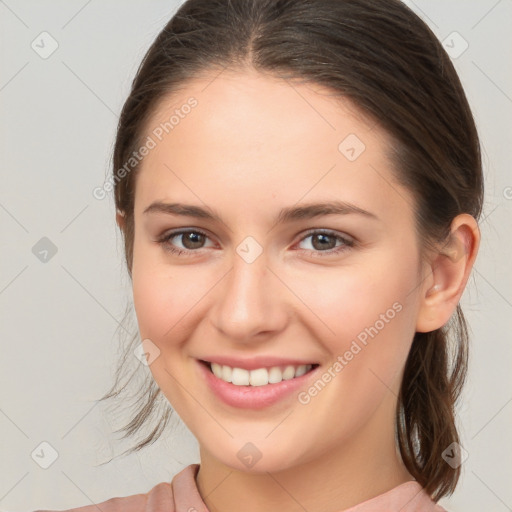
102, 0, 483, 501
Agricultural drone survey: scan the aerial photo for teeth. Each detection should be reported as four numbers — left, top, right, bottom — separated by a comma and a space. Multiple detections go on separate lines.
249, 368, 268, 386
209, 362, 313, 386
295, 364, 308, 377
231, 367, 250, 386
282, 365, 296, 380
221, 364, 232, 383
268, 366, 283, 384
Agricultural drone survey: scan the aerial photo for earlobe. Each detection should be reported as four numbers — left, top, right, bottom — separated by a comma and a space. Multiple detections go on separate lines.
415, 214, 480, 333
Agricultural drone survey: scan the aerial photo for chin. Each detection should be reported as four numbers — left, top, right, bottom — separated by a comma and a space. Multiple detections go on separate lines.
203, 437, 310, 475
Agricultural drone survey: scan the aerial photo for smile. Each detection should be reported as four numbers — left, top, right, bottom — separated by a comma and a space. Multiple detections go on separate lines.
206, 361, 317, 386
197, 359, 321, 409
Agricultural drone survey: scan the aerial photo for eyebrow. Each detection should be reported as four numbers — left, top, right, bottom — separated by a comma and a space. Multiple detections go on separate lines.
143, 200, 378, 224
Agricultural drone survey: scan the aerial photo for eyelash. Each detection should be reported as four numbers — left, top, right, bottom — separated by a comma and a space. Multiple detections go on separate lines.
156, 228, 356, 258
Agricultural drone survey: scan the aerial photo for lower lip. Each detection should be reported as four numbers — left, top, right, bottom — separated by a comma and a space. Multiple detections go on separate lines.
197, 360, 319, 409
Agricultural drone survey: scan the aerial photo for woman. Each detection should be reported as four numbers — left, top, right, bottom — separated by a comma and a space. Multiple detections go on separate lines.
37, 0, 482, 510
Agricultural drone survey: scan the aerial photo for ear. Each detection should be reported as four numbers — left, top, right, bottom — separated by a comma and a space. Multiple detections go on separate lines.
415, 213, 480, 333
116, 209, 126, 231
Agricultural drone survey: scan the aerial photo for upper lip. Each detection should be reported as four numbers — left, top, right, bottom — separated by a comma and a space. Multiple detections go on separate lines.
199, 356, 319, 371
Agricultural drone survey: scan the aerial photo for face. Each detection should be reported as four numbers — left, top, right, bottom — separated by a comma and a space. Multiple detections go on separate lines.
129, 68, 427, 473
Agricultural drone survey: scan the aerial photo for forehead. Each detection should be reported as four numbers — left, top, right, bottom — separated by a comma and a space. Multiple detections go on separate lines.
133, 69, 414, 228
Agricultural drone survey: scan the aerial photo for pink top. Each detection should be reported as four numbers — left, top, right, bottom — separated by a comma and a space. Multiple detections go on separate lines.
34, 463, 448, 512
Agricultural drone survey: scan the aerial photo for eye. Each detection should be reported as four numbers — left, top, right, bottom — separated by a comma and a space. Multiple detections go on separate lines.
295, 229, 355, 257
157, 229, 214, 256
156, 228, 355, 258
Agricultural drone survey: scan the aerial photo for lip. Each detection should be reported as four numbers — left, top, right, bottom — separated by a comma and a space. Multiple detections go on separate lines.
199, 355, 319, 371
196, 359, 320, 410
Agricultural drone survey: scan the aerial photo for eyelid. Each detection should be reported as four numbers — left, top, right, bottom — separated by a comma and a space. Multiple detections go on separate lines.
296, 228, 355, 244
158, 228, 215, 249
157, 227, 356, 257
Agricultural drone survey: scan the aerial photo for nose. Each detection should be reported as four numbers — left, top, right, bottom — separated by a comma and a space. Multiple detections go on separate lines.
209, 249, 289, 344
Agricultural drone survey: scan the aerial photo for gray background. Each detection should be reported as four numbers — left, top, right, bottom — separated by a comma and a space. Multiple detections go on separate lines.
0, 1, 511, 511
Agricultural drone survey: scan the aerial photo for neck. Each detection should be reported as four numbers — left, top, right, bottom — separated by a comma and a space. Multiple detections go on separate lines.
195, 393, 414, 512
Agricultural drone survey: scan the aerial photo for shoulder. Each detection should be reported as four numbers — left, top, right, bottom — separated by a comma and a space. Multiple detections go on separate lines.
30, 464, 202, 512
31, 482, 174, 512
344, 480, 452, 512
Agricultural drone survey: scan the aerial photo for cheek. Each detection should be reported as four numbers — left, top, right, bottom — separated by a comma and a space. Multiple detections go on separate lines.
291, 258, 417, 347
131, 262, 199, 408
293, 273, 417, 445
289, 249, 420, 412
131, 234, 194, 339
131, 257, 221, 355
131, 236, 176, 338
132, 268, 190, 342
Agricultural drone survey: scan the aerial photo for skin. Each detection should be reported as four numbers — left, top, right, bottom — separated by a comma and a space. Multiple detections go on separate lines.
117, 68, 480, 512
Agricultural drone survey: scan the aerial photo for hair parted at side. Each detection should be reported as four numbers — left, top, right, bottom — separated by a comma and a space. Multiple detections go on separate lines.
101, 0, 483, 501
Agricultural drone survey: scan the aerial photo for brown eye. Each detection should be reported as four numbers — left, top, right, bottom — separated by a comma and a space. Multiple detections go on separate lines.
157, 229, 214, 256
180, 231, 207, 249
310, 233, 338, 251
296, 230, 355, 257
